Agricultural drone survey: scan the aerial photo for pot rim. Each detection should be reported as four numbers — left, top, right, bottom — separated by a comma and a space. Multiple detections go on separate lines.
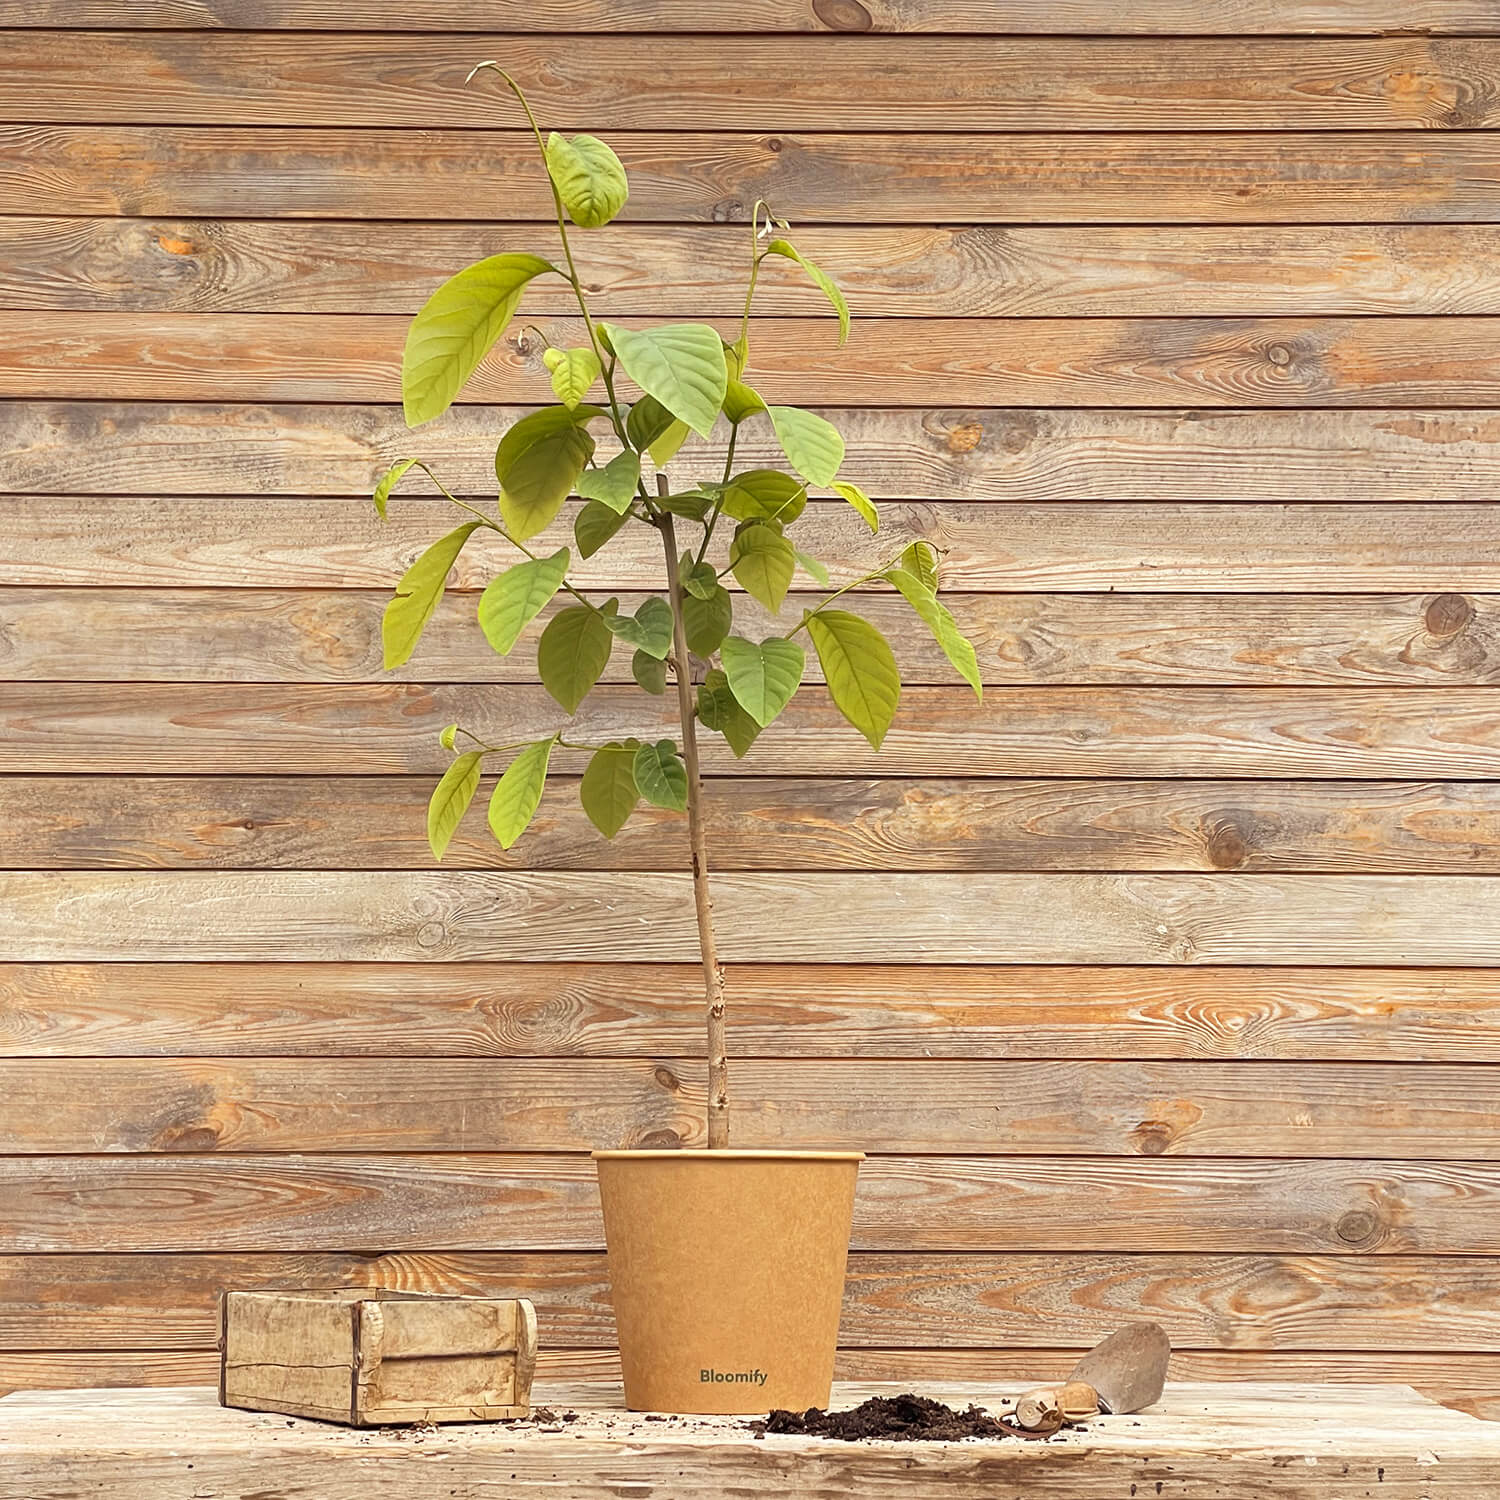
591, 1148, 864, 1161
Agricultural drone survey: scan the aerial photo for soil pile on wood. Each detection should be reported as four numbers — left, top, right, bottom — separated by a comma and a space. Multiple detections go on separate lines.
750, 1392, 1013, 1441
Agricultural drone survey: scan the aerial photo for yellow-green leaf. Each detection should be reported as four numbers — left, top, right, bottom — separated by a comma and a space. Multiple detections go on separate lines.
537, 604, 614, 714
495, 406, 601, 541
603, 322, 727, 439
487, 737, 554, 850
764, 238, 850, 345
887, 565, 982, 699
543, 345, 602, 408
477, 547, 570, 657
545, 131, 629, 229
720, 634, 805, 728
426, 750, 482, 860
729, 523, 795, 613
580, 740, 641, 837
632, 739, 688, 811
831, 479, 879, 533
576, 449, 640, 514
767, 405, 844, 486
382, 522, 480, 670
373, 457, 418, 519
806, 609, 900, 750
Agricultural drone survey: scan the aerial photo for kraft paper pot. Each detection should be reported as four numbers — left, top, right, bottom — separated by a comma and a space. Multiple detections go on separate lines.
592, 1149, 862, 1414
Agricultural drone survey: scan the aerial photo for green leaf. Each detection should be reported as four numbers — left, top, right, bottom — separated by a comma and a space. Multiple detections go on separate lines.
604, 595, 673, 660
901, 540, 940, 593
682, 557, 720, 600
720, 635, 805, 728
806, 609, 901, 750
574, 498, 629, 559
495, 406, 601, 542
632, 739, 688, 811
602, 323, 727, 439
697, 669, 760, 757
632, 649, 667, 694
729, 523, 795, 613
658, 489, 714, 521
764, 238, 850, 345
402, 253, 554, 427
543, 345, 602, 409
794, 549, 830, 587
723, 377, 766, 425
722, 469, 807, 526
683, 582, 733, 655
487, 737, 554, 850
626, 394, 675, 452
575, 449, 640, 514
537, 604, 614, 714
427, 750, 482, 860
648, 418, 690, 467
477, 546, 570, 657
767, 405, 844, 486
439, 723, 459, 751
545, 131, 629, 229
383, 521, 480, 670
373, 457, 418, 519
580, 740, 642, 838
831, 479, 879, 533
887, 566, 982, 699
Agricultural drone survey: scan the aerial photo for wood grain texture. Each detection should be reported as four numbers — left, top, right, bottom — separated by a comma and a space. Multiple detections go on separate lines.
4, 682, 1496, 778
10, 775, 1500, 874
12, 403, 1500, 503
5, 870, 1500, 964
10, 128, 1500, 223
14, 220, 1500, 317
10, 35, 1500, 130
5, 1056, 1497, 1157
15, 312, 1500, 406
8, 961, 1498, 1061
9, 589, 1498, 687
3, 1153, 1494, 1252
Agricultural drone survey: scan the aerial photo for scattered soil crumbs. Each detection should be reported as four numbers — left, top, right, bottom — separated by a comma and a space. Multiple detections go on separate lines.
750, 1393, 1020, 1442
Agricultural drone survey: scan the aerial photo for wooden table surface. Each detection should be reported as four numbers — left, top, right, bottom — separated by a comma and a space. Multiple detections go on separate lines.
2, 1380, 1497, 1497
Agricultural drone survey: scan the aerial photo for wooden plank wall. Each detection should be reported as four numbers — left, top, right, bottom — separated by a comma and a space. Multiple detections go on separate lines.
3, 0, 1500, 1416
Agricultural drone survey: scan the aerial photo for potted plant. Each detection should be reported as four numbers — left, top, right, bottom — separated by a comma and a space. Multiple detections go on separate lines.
373, 67, 981, 1415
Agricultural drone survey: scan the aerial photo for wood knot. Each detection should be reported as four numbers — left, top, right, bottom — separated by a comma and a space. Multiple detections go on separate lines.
946, 421, 985, 455
653, 1066, 681, 1092
812, 0, 873, 29
1203, 815, 1250, 871
1265, 343, 1293, 368
156, 1124, 221, 1152
1335, 1209, 1380, 1246
1424, 592, 1474, 638
765, 137, 783, 154
637, 1128, 683, 1149
711, 199, 746, 223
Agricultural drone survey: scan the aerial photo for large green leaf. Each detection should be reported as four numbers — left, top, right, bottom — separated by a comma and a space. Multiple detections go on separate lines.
806, 609, 901, 750
603, 323, 727, 439
543, 345, 602, 408
721, 469, 806, 525
887, 566, 982, 699
632, 649, 667, 694
831, 479, 879, 533
722, 377, 766, 424
545, 131, 629, 229
681, 557, 720, 600
574, 498, 629, 558
402, 253, 554, 427
657, 489, 714, 521
764, 238, 850, 345
382, 522, 480, 669
683, 582, 733, 655
720, 635, 805, 728
580, 739, 641, 838
495, 406, 601, 542
632, 739, 688, 811
767, 405, 844, 486
426, 750, 482, 860
487, 737, 554, 849
575, 449, 640, 514
729, 523, 795, 613
537, 604, 614, 713
697, 668, 760, 757
604, 595, 673, 660
794, 549, 830, 586
372, 456, 418, 519
477, 547, 570, 657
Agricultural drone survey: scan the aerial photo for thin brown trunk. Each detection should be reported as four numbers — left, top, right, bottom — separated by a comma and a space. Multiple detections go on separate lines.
658, 489, 730, 1149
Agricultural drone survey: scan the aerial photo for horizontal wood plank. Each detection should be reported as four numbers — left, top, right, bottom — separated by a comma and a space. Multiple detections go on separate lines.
6, 1249, 1496, 1352
2, 1153, 1492, 1252
10, 775, 1500, 873
14, 312, 1500, 406
8, 589, 1497, 687
13, 221, 1500, 317
10, 35, 1500, 130
5, 870, 1500, 963
5, 1057, 1496, 1156
7, 962, 1496, 1060
10, 128, 1500, 222
11, 403, 1500, 504
4, 683, 1496, 778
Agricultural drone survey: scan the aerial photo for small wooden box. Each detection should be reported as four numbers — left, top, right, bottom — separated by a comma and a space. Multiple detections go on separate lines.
219, 1289, 537, 1426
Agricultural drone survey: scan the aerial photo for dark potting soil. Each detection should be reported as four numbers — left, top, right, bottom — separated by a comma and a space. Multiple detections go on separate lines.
749, 1392, 1021, 1442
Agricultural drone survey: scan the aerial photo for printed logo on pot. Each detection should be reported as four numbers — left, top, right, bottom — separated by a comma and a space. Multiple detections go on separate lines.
700, 1368, 768, 1386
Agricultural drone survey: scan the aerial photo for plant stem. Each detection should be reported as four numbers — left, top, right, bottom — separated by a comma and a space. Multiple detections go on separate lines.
658, 478, 729, 1149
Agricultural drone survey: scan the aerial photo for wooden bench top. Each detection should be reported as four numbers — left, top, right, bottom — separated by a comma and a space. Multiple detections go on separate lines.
2, 1380, 1497, 1497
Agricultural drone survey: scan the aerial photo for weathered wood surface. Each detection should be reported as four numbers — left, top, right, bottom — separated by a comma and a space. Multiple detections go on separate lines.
12, 35, 1500, 130
5, 683, 1496, 778
8, 961, 1497, 1061
9, 589, 1497, 687
3, 1154, 1494, 1253
15, 220, 1500, 317
10, 1249, 1500, 1352
13, 128, 1500, 222
11, 775, 1500, 873
3, 1382, 1496, 1500
16, 312, 1500, 406
12, 404, 1500, 502
5, 870, 1500, 965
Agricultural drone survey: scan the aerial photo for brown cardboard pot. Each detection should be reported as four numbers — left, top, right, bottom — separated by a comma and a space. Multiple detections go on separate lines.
593, 1149, 862, 1414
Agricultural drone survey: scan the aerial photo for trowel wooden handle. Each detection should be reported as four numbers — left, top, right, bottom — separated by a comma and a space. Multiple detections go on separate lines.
1015, 1381, 1100, 1430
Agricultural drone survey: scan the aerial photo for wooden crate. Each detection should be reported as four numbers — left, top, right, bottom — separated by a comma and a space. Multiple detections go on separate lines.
218, 1289, 536, 1426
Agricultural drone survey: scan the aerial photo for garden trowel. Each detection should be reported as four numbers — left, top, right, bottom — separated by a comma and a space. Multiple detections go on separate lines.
1013, 1322, 1171, 1431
